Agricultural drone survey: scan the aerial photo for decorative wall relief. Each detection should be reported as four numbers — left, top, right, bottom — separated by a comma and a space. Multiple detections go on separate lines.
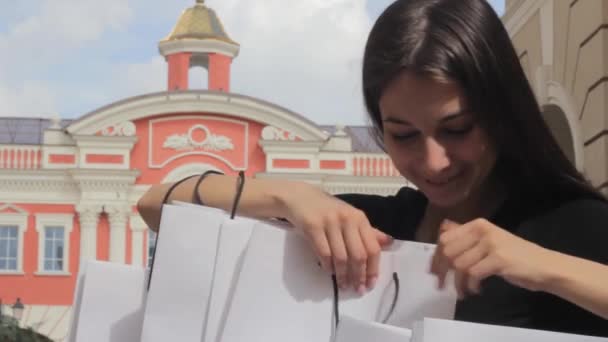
261, 126, 298, 141
163, 124, 234, 151
100, 121, 137, 137
148, 116, 248, 170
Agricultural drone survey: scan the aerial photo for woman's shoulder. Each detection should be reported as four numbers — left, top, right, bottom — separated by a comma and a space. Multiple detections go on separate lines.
521, 196, 608, 262
535, 197, 608, 227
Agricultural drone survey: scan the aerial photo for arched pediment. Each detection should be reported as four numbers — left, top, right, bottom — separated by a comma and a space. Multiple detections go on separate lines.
66, 90, 329, 141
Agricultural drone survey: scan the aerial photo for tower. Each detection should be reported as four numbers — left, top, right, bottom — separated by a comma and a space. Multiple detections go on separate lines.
159, 0, 240, 92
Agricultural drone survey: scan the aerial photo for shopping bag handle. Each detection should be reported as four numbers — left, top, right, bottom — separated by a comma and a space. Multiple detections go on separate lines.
332, 272, 400, 328
147, 171, 222, 291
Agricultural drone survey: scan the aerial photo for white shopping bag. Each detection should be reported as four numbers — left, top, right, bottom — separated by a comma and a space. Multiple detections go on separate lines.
204, 214, 257, 342
220, 222, 336, 342
412, 318, 608, 342
67, 260, 147, 342
383, 241, 457, 328
335, 316, 412, 342
140, 204, 224, 342
171, 201, 259, 342
338, 241, 456, 328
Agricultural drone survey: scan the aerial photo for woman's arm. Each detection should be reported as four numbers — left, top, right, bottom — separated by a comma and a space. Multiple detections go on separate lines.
431, 219, 608, 319
541, 251, 608, 319
136, 174, 297, 232
136, 174, 392, 292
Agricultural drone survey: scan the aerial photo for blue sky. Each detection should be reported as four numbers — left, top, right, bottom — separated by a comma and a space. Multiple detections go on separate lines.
0, 0, 504, 125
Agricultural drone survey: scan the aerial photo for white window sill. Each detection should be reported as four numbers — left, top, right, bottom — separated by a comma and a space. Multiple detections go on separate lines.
0, 271, 25, 276
34, 271, 72, 277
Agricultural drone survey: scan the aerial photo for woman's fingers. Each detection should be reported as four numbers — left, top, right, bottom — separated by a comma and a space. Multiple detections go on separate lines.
343, 223, 368, 293
374, 228, 394, 247
307, 227, 333, 274
360, 225, 382, 290
326, 223, 349, 289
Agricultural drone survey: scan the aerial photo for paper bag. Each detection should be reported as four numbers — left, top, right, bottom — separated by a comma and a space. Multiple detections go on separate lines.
67, 260, 147, 342
383, 241, 457, 328
414, 318, 608, 342
335, 316, 412, 342
338, 241, 456, 328
219, 222, 336, 342
140, 204, 224, 342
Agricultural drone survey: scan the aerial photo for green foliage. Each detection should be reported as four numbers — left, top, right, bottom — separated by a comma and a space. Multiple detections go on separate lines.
0, 318, 53, 342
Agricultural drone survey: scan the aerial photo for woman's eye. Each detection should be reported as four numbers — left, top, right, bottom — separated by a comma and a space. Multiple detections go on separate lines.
391, 132, 419, 141
444, 124, 474, 135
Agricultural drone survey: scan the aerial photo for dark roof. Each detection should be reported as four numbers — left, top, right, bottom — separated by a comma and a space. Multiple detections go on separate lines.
320, 125, 383, 153
0, 118, 382, 153
0, 117, 72, 145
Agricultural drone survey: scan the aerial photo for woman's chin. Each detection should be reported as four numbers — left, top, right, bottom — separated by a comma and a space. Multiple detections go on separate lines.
420, 183, 471, 208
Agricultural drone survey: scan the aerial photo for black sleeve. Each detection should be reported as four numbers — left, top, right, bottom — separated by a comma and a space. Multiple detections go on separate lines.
520, 199, 608, 336
524, 199, 608, 264
334, 187, 425, 240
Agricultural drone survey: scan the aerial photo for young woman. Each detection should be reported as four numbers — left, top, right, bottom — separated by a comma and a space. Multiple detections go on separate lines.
138, 0, 608, 337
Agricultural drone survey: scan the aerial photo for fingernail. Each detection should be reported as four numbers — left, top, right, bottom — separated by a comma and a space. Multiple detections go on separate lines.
367, 276, 378, 289
357, 284, 366, 295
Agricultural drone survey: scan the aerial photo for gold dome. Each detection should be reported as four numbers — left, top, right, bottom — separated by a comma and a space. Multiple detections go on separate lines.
162, 0, 238, 45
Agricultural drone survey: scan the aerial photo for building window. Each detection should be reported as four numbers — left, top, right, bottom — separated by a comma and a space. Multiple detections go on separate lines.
35, 214, 74, 275
0, 226, 18, 271
0, 209, 28, 274
43, 226, 65, 271
148, 231, 157, 267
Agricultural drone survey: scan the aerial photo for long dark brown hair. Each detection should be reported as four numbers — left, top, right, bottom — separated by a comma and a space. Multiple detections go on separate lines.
362, 0, 605, 204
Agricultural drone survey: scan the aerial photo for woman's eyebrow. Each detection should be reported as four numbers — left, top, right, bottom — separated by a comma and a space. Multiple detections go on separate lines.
382, 110, 469, 125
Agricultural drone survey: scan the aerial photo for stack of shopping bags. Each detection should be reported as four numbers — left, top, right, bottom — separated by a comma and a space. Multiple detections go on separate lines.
66, 202, 608, 342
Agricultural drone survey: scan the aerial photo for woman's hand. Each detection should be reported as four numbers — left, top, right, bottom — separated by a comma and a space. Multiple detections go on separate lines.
280, 183, 393, 294
430, 219, 557, 298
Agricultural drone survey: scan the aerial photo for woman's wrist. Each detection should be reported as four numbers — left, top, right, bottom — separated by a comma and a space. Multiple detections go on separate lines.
537, 250, 576, 295
265, 180, 311, 221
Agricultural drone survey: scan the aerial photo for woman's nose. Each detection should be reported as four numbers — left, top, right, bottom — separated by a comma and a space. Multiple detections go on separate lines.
423, 138, 450, 173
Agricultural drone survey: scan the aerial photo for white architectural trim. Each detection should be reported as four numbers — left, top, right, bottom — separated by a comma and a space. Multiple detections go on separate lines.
42, 146, 78, 169
34, 213, 74, 275
162, 163, 222, 183
72, 135, 138, 148
259, 140, 325, 153
106, 205, 129, 264
504, 0, 544, 38
148, 115, 249, 170
545, 81, 585, 171
76, 204, 103, 264
539, 0, 554, 66
130, 214, 148, 267
65, 91, 329, 141
159, 39, 240, 59
0, 211, 28, 274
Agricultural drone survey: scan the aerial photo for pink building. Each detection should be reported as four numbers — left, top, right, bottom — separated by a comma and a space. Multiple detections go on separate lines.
0, 1, 406, 340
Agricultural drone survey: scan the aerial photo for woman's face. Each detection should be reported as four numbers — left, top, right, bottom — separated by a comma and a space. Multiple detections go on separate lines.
379, 71, 497, 208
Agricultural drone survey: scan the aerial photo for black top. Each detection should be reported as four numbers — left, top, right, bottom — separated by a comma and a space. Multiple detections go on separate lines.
336, 187, 608, 337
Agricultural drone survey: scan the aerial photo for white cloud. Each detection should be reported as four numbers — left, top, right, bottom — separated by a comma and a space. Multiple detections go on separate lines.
0, 0, 132, 117
0, 81, 57, 117
209, 0, 373, 125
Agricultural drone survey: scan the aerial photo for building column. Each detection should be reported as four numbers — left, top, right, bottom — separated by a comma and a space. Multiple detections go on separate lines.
76, 205, 102, 265
130, 213, 148, 267
106, 205, 129, 264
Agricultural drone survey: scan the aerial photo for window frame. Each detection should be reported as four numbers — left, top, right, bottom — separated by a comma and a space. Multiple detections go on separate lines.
0, 213, 27, 274
35, 213, 74, 276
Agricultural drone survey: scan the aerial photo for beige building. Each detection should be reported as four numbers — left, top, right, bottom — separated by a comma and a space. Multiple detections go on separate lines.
504, 0, 608, 193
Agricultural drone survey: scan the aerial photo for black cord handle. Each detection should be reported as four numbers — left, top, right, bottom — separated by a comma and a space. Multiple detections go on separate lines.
230, 171, 245, 219
147, 174, 199, 291
332, 272, 400, 328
